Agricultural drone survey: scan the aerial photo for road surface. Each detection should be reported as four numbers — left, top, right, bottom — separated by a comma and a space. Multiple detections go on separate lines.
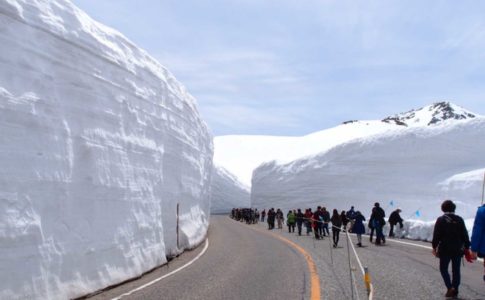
89, 216, 484, 300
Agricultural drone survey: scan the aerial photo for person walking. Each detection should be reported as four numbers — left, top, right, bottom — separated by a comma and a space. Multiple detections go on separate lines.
261, 209, 266, 223
371, 202, 386, 245
305, 209, 313, 235
346, 206, 356, 232
322, 207, 331, 237
276, 209, 284, 229
368, 208, 376, 243
267, 208, 275, 230
340, 210, 349, 232
352, 211, 366, 247
287, 210, 296, 233
432, 200, 471, 298
312, 209, 321, 239
330, 209, 342, 248
389, 208, 404, 238
470, 203, 485, 282
296, 209, 304, 236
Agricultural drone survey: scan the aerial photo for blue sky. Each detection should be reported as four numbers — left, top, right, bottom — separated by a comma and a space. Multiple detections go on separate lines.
73, 0, 485, 136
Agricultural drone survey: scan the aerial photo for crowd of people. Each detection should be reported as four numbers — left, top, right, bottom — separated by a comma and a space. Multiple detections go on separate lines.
231, 202, 404, 249
229, 200, 485, 299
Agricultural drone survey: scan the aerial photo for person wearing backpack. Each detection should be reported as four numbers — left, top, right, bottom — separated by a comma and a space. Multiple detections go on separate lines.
432, 200, 471, 298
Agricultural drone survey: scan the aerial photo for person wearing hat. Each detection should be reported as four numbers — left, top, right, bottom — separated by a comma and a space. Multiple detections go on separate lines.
388, 208, 404, 238
432, 200, 472, 298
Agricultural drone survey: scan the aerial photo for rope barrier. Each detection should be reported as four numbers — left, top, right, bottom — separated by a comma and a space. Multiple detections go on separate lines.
295, 216, 374, 299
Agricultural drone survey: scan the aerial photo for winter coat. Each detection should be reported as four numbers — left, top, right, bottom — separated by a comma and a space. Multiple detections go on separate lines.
340, 212, 349, 225
389, 210, 403, 226
287, 212, 296, 225
432, 213, 470, 257
371, 206, 386, 227
471, 205, 485, 256
322, 210, 330, 222
296, 212, 304, 224
331, 214, 342, 229
352, 214, 366, 234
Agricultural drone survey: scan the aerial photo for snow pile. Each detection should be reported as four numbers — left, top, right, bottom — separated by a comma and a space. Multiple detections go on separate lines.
215, 121, 400, 186
0, 1, 212, 299
251, 117, 485, 221
210, 166, 250, 213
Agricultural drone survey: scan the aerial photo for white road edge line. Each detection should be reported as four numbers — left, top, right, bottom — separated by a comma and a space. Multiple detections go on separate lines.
111, 238, 210, 300
346, 232, 374, 300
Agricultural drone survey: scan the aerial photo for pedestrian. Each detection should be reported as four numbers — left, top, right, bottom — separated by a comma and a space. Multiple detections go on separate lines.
470, 203, 485, 282
305, 208, 313, 235
368, 207, 375, 243
261, 209, 266, 222
340, 210, 348, 232
276, 209, 284, 229
313, 209, 321, 239
296, 209, 304, 236
322, 207, 330, 237
331, 209, 342, 248
352, 211, 366, 247
346, 206, 356, 232
287, 210, 296, 233
267, 208, 275, 230
371, 202, 386, 245
389, 208, 403, 238
316, 206, 324, 237
432, 200, 472, 298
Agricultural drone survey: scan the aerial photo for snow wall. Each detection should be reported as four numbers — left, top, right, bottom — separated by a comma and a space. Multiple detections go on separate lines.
252, 118, 485, 221
0, 1, 213, 299
210, 166, 250, 214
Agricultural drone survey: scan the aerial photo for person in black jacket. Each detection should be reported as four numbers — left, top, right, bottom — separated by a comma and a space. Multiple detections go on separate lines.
388, 208, 403, 238
432, 200, 471, 298
296, 209, 304, 236
330, 209, 342, 247
370, 202, 386, 245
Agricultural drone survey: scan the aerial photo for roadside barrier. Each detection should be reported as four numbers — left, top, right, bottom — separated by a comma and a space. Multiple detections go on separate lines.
301, 217, 374, 300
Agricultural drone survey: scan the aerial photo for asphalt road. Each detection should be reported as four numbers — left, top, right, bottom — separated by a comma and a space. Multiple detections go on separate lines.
89, 215, 311, 300
90, 216, 484, 300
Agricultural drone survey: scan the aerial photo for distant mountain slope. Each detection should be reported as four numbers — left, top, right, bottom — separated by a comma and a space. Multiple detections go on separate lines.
251, 117, 485, 220
215, 102, 481, 186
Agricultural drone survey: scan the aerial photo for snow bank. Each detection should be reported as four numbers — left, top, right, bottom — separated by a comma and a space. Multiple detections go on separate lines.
210, 166, 250, 214
251, 118, 485, 221
215, 121, 400, 186
0, 1, 212, 299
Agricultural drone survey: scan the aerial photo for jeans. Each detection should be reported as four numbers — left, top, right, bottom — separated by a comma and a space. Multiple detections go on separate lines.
439, 255, 461, 291
375, 225, 384, 244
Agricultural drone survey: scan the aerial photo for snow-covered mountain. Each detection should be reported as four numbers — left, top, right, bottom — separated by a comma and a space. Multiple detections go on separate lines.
215, 102, 479, 187
382, 102, 477, 127
0, 1, 212, 299
210, 166, 250, 213
251, 116, 485, 221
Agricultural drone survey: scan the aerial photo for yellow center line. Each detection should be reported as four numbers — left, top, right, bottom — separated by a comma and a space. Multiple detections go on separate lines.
251, 226, 322, 300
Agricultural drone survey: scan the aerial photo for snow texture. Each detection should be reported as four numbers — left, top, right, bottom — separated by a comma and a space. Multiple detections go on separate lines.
0, 1, 212, 299
251, 115, 485, 222
210, 166, 250, 214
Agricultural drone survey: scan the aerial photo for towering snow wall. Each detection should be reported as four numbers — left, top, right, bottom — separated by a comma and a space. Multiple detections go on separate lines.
210, 166, 250, 214
251, 118, 485, 221
0, 1, 213, 299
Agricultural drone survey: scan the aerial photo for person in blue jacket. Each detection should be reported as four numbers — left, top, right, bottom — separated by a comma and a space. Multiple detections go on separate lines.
352, 211, 366, 247
471, 204, 485, 282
